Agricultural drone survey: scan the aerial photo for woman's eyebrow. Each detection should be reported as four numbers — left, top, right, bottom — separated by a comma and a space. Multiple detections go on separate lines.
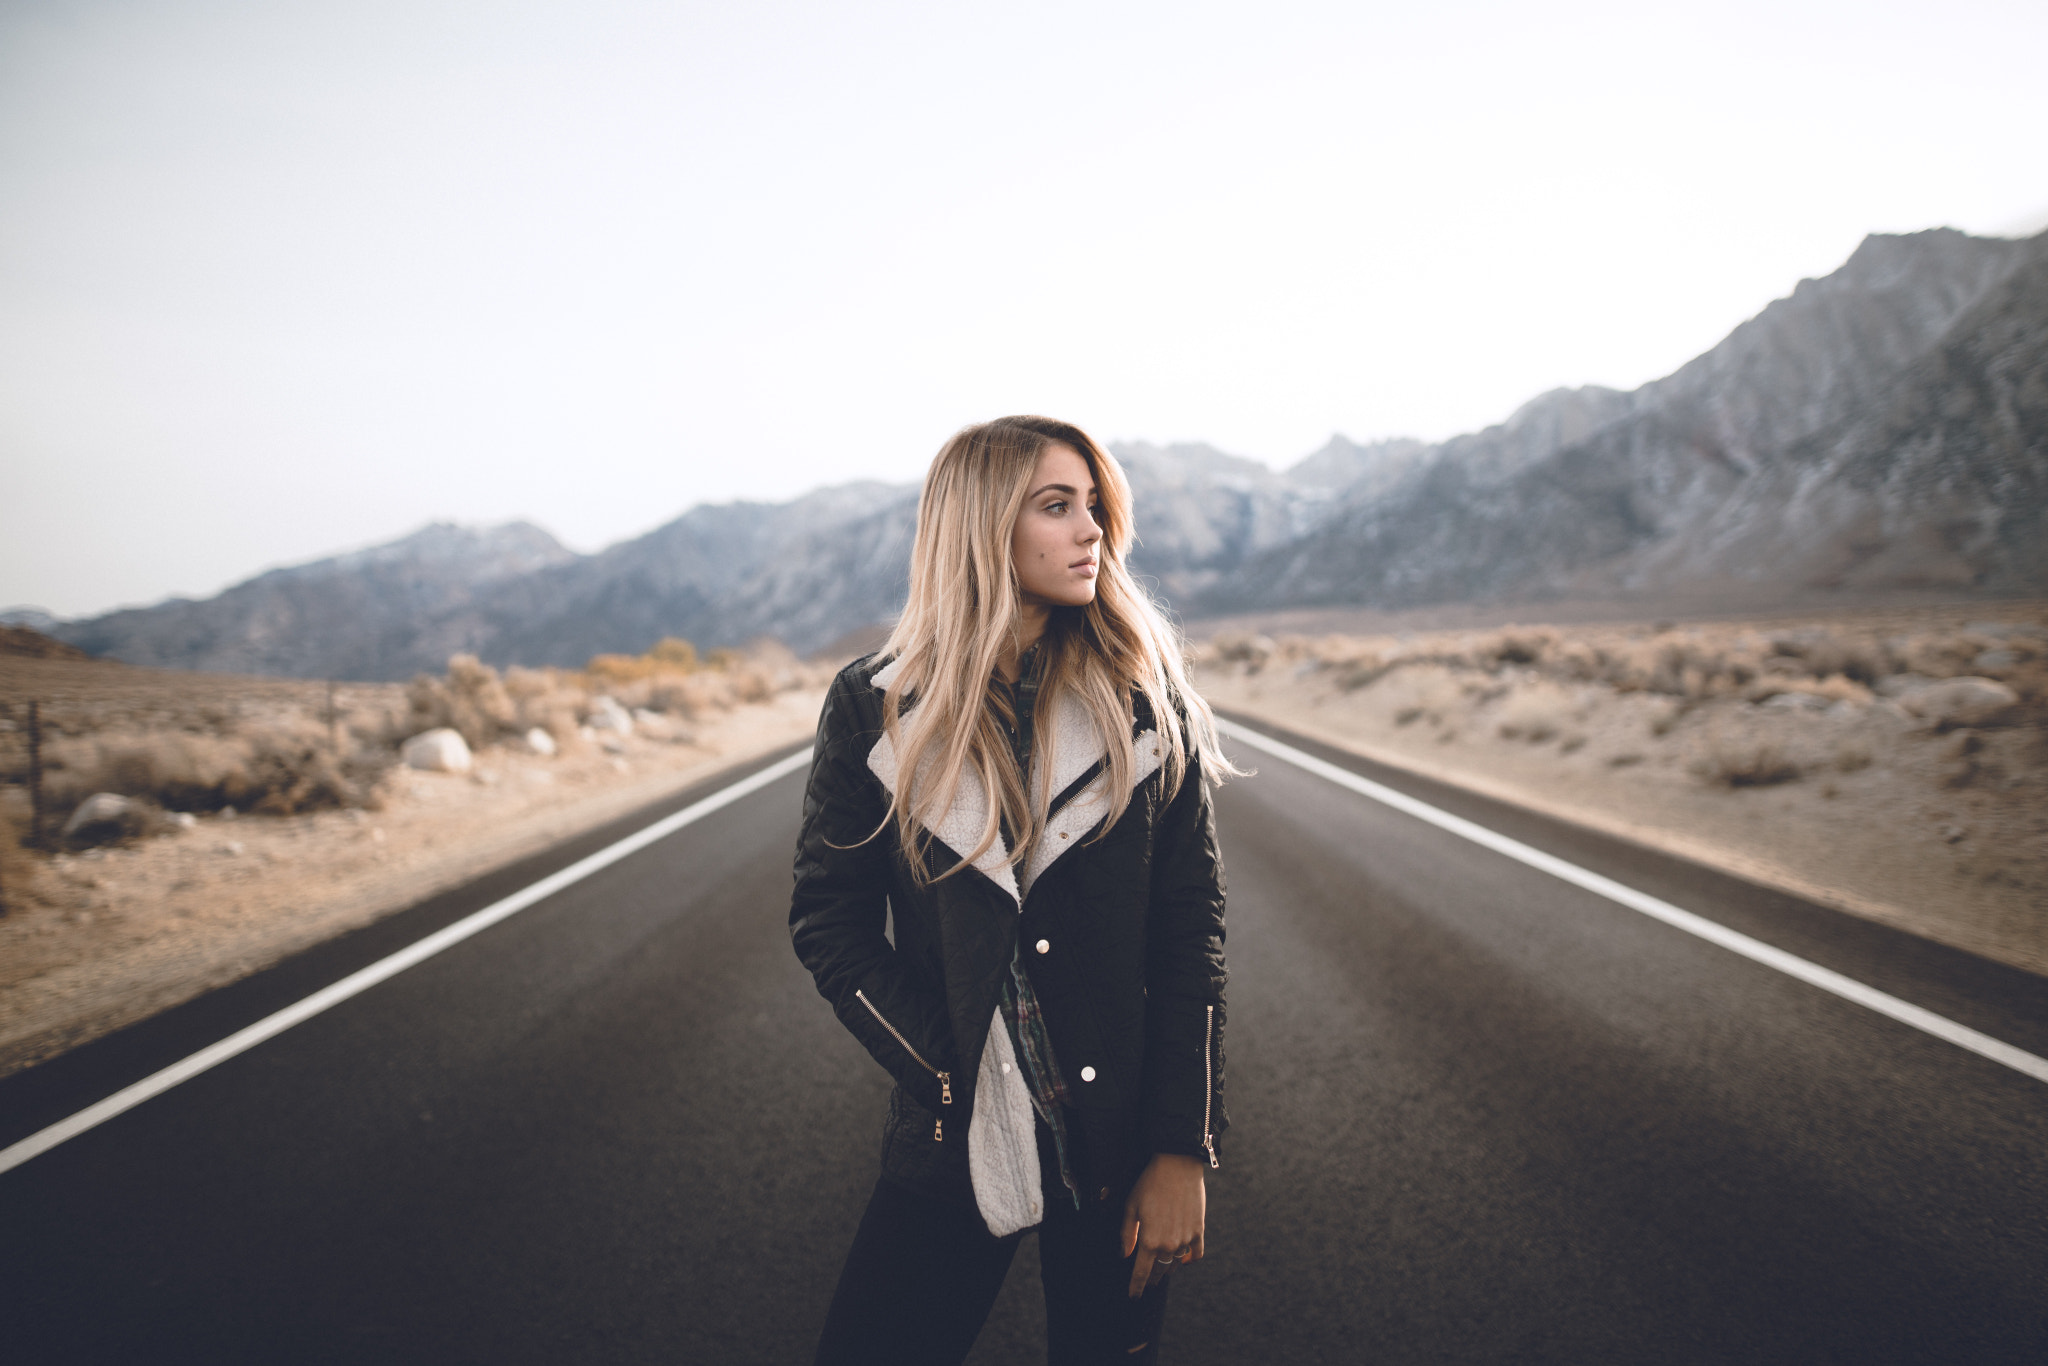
1027, 482, 1097, 499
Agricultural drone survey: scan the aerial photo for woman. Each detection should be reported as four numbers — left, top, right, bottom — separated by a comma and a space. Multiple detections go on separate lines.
790, 416, 1234, 1364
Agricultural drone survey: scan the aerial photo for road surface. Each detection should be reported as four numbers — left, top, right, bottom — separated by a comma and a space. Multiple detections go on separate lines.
3, 717, 2045, 1363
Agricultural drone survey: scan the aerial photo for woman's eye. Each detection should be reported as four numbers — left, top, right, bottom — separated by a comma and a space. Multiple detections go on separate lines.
1047, 500, 1067, 514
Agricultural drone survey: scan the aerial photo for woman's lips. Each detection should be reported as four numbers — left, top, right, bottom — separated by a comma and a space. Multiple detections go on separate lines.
1071, 558, 1098, 573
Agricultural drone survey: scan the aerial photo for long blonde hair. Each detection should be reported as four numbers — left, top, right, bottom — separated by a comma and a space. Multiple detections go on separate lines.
876, 415, 1233, 885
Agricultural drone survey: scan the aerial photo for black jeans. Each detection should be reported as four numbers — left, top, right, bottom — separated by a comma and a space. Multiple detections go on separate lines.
814, 1124, 1172, 1365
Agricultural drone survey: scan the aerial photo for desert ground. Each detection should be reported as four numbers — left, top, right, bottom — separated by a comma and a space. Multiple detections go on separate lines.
4, 600, 2044, 1082
1194, 600, 2048, 978
0, 644, 828, 1078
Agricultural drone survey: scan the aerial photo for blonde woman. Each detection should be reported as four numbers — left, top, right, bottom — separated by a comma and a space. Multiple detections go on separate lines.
791, 416, 1234, 1365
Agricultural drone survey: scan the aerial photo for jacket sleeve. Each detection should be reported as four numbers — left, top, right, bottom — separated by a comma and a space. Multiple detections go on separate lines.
1140, 737, 1229, 1164
789, 665, 957, 1113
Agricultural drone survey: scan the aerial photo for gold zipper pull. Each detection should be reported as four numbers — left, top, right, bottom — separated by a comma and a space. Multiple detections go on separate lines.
934, 1118, 944, 1142
1204, 1139, 1219, 1170
939, 1072, 953, 1105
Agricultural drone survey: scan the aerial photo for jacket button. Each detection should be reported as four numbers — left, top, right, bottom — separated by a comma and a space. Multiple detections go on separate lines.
1035, 938, 1050, 954
1079, 1066, 1096, 1082
1098, 1186, 1111, 1201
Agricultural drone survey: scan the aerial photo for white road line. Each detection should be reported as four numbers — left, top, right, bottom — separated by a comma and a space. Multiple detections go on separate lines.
0, 746, 816, 1177
1219, 717, 2048, 1087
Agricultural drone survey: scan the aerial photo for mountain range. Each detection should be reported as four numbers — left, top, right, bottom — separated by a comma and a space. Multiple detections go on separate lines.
31, 226, 2047, 679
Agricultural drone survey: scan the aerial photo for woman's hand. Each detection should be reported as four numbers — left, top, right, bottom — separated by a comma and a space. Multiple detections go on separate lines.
1120, 1153, 1207, 1297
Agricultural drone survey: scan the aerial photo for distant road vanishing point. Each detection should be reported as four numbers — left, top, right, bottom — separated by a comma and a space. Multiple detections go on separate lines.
3, 721, 2045, 1363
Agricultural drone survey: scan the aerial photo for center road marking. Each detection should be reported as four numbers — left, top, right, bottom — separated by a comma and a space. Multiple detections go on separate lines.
0, 746, 817, 1177
1219, 717, 2048, 1087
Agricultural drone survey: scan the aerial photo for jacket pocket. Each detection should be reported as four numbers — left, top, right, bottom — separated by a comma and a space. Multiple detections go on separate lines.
855, 988, 952, 1140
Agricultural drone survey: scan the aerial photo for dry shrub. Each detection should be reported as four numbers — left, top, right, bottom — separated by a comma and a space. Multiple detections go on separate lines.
1744, 673, 1873, 706
0, 808, 32, 914
405, 654, 519, 748
1887, 632, 1983, 680
42, 720, 391, 816
1833, 741, 1874, 773
1766, 631, 1883, 684
1692, 737, 1802, 788
504, 666, 585, 744
1497, 709, 1559, 744
573, 636, 794, 716
1648, 701, 1690, 737
1480, 629, 1558, 669
1210, 632, 1277, 668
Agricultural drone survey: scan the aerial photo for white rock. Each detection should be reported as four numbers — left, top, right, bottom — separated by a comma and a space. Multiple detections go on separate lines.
402, 727, 474, 773
520, 726, 558, 757
1761, 691, 1830, 712
1875, 673, 1937, 699
1898, 676, 2019, 729
585, 695, 634, 734
167, 811, 198, 830
62, 792, 133, 839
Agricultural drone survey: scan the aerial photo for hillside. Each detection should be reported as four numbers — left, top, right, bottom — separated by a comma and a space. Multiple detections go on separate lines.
1206, 228, 2042, 614
40, 227, 2047, 679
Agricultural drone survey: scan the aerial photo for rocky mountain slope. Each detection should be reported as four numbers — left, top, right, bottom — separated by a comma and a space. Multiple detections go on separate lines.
1207, 228, 2043, 613
54, 522, 578, 678
46, 442, 1330, 674
44, 227, 2045, 678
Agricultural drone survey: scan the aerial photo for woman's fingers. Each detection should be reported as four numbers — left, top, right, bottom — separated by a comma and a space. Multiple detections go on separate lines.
1129, 1240, 1172, 1298
1126, 1230, 1194, 1298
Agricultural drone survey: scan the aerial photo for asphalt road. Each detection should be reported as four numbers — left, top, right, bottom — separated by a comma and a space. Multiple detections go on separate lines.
3, 718, 2045, 1364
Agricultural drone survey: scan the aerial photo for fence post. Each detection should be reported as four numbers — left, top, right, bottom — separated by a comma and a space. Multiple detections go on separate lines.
27, 699, 45, 849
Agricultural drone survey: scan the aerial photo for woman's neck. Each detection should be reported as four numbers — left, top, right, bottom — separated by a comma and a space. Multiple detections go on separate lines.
997, 603, 1051, 683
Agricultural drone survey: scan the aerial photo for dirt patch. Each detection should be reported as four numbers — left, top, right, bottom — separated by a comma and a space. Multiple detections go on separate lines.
1196, 602, 2048, 978
0, 650, 830, 1078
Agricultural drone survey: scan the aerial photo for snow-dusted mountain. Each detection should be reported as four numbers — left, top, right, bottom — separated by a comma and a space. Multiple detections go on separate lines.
1206, 227, 2044, 613
48, 226, 2046, 678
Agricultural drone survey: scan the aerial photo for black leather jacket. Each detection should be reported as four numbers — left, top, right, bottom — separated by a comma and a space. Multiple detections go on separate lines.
789, 653, 1228, 1206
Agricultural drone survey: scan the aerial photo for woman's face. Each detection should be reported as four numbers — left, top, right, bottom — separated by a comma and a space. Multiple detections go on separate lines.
1010, 442, 1102, 610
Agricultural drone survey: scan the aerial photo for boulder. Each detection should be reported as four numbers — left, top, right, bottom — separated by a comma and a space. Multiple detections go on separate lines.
520, 726, 558, 757
1875, 673, 1937, 699
585, 695, 634, 734
1898, 676, 2019, 729
62, 792, 136, 842
402, 727, 474, 773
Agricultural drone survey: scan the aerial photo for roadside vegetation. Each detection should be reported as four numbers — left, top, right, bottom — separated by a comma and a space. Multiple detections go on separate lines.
1196, 605, 2048, 976
0, 635, 813, 875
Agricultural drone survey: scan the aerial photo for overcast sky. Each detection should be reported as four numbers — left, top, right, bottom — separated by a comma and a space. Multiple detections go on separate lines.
3, 0, 2044, 620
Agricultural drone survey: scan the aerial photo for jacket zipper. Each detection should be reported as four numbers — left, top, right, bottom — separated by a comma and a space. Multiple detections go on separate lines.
855, 989, 953, 1140
1202, 1004, 1219, 1169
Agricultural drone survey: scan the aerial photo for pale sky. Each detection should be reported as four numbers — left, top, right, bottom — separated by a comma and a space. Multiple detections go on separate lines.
3, 0, 2044, 620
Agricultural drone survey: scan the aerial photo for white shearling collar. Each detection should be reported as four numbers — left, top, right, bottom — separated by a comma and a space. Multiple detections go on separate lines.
865, 653, 1163, 906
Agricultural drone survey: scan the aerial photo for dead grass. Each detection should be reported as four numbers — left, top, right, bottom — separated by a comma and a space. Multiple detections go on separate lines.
0, 638, 838, 1074
0, 637, 826, 855
0, 810, 30, 915
1691, 736, 1802, 787
1196, 601, 2048, 977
